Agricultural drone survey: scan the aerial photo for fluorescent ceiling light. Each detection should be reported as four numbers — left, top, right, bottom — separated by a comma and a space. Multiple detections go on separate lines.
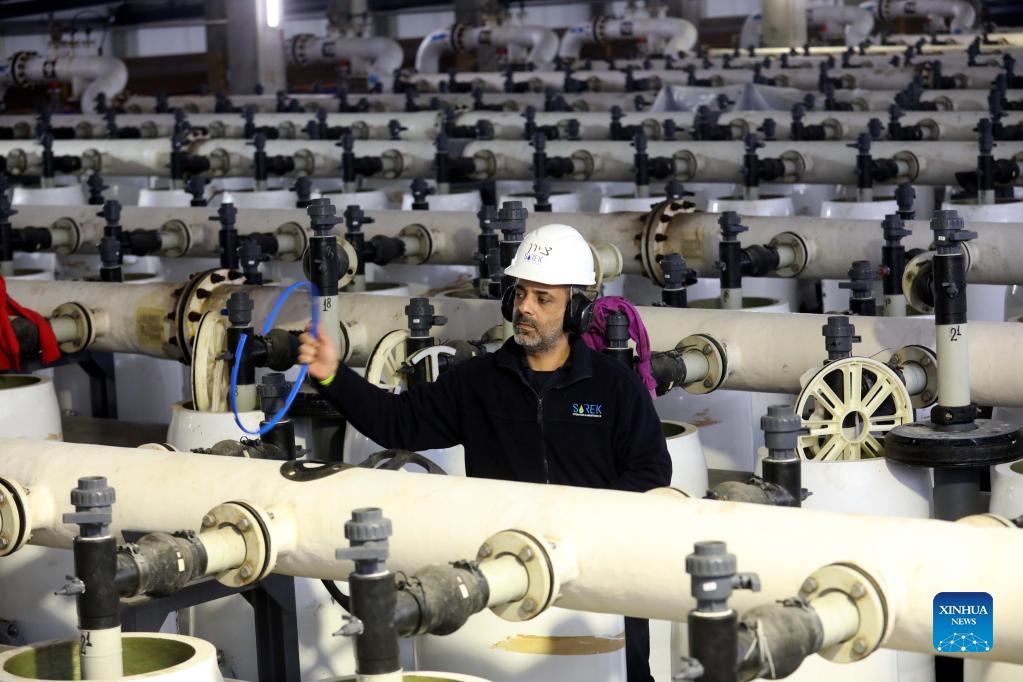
266, 0, 281, 28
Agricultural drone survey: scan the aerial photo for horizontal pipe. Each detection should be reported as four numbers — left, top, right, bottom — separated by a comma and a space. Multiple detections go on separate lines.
11, 278, 1023, 406
12, 205, 1023, 288
3, 52, 128, 114
2, 439, 1022, 662
0, 112, 443, 141
286, 34, 403, 90
461, 139, 1023, 184
0, 138, 435, 179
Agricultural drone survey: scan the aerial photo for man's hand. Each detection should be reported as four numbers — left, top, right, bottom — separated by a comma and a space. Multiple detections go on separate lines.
298, 323, 340, 381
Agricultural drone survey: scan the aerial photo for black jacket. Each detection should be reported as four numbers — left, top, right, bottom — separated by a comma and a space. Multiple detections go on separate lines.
316, 335, 672, 492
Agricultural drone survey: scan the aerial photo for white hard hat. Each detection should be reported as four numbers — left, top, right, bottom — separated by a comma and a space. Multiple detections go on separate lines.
504, 223, 596, 286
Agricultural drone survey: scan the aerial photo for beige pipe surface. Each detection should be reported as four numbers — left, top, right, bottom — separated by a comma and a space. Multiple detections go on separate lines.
2, 438, 1022, 662
462, 139, 1023, 184
0, 112, 443, 140
23, 205, 1023, 287
0, 139, 436, 178
12, 278, 1023, 406
122, 91, 653, 115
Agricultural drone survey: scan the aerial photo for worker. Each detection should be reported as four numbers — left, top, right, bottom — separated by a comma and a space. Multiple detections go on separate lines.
299, 222, 672, 681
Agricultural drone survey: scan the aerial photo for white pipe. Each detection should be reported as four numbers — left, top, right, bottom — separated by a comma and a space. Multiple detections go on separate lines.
558, 16, 698, 63
3, 439, 1023, 662
0, 111, 443, 140
415, 27, 454, 74
457, 25, 558, 71
0, 138, 436, 178
460, 139, 1023, 185
415, 23, 558, 73
12, 278, 1023, 407
13, 205, 1023, 288
806, 6, 875, 46
287, 34, 404, 91
2, 52, 128, 114
865, 0, 977, 34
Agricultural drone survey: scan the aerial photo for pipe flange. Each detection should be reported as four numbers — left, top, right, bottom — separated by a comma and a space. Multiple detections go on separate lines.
450, 24, 469, 53
7, 52, 37, 88
481, 322, 510, 345
568, 150, 593, 180
207, 148, 231, 176
191, 312, 230, 413
888, 344, 938, 409
799, 562, 887, 664
289, 33, 316, 66
585, 76, 604, 92
639, 118, 660, 139
51, 302, 96, 353
6, 149, 27, 176
779, 150, 806, 182
174, 268, 245, 365
138, 442, 180, 452
916, 118, 940, 141
399, 223, 433, 264
201, 501, 276, 588
795, 356, 913, 461
677, 333, 726, 394
159, 219, 191, 258
207, 120, 226, 138
838, 74, 857, 89
592, 15, 610, 43
75, 121, 95, 139
80, 148, 102, 174
589, 242, 623, 287
640, 195, 697, 286
670, 150, 697, 182
275, 221, 307, 261
0, 476, 29, 556
727, 119, 750, 140
50, 217, 81, 255
12, 121, 31, 139
478, 529, 556, 622
469, 149, 496, 180
891, 150, 919, 183
338, 237, 358, 289
821, 118, 843, 140
767, 231, 809, 277
293, 149, 315, 175
278, 121, 297, 140
380, 149, 404, 179
902, 251, 933, 314
929, 96, 953, 111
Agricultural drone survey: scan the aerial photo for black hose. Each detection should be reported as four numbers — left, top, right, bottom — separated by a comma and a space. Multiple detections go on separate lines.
322, 579, 352, 612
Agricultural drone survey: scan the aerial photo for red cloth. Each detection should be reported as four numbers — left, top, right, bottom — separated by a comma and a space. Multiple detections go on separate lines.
0, 275, 61, 370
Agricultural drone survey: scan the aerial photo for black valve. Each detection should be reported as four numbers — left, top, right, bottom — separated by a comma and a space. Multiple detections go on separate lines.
292, 176, 313, 208
790, 103, 826, 141
475, 205, 501, 298
895, 184, 915, 220
839, 260, 877, 316
410, 178, 432, 210
881, 213, 912, 304
717, 211, 748, 292
212, 202, 239, 270
239, 239, 267, 285
659, 252, 696, 308
186, 176, 207, 206
86, 173, 108, 206
823, 315, 860, 362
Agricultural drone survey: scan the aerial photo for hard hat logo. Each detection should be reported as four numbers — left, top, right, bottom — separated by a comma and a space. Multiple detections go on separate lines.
505, 224, 595, 286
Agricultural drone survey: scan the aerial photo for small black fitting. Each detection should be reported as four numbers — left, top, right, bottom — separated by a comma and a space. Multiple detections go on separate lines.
602, 309, 633, 368
881, 214, 911, 297
839, 260, 878, 316
822, 315, 860, 361
717, 211, 748, 291
212, 202, 239, 270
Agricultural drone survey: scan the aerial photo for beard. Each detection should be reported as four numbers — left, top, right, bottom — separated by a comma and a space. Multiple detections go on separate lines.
512, 310, 563, 355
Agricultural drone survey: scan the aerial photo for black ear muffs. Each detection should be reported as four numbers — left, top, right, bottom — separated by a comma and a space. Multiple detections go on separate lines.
502, 286, 594, 334
564, 290, 594, 334
501, 285, 516, 322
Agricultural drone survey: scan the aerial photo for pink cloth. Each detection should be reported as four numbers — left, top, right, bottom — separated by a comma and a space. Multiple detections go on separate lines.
581, 296, 657, 398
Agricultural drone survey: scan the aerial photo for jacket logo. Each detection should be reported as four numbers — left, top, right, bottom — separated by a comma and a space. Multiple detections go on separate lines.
572, 403, 602, 418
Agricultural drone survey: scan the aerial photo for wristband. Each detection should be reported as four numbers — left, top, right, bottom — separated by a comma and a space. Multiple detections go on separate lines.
318, 372, 337, 387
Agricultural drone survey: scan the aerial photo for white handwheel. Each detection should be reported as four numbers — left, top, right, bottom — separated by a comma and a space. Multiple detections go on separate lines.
406, 344, 457, 384
795, 356, 913, 461
364, 330, 457, 393
191, 312, 230, 412
364, 329, 410, 393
